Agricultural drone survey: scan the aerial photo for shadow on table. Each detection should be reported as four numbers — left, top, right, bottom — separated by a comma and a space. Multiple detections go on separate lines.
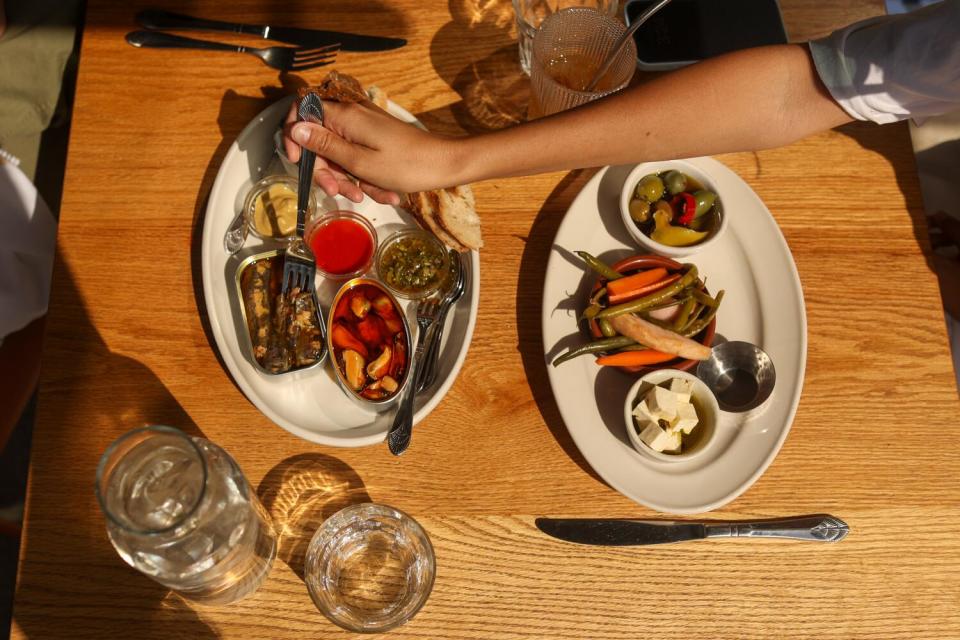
257, 453, 370, 582
13, 258, 219, 639
514, 168, 612, 486
418, 0, 529, 135
836, 120, 932, 270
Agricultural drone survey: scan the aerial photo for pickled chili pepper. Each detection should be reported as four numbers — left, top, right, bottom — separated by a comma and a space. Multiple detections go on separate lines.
671, 193, 697, 226
551, 335, 638, 366
575, 251, 622, 281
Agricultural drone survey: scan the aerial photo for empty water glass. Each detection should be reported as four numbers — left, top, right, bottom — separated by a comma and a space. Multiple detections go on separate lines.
95, 425, 277, 605
513, 0, 619, 75
305, 503, 435, 632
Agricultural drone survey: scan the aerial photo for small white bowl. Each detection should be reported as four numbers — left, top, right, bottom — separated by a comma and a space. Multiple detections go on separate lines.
619, 160, 728, 258
624, 369, 719, 463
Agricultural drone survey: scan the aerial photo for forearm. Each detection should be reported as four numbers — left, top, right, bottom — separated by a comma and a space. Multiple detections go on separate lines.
460, 44, 851, 182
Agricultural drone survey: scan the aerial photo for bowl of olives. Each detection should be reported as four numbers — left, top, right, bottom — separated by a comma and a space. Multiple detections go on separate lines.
619, 161, 727, 258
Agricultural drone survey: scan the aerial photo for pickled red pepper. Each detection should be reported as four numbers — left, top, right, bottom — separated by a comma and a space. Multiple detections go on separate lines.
672, 193, 697, 226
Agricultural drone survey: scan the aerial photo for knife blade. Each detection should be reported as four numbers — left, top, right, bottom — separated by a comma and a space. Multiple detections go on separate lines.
136, 9, 407, 52
536, 518, 705, 546
535, 515, 849, 546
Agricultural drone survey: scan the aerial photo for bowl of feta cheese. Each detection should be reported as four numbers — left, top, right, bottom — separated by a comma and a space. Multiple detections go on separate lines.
624, 370, 719, 462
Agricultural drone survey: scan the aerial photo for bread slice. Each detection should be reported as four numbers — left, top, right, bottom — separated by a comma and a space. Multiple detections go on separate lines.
436, 185, 482, 251
309, 70, 367, 103
402, 192, 468, 252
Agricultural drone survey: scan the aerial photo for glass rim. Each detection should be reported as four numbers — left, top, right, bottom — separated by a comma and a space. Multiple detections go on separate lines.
305, 210, 379, 280
532, 7, 637, 99
374, 228, 452, 300
243, 174, 316, 242
94, 425, 208, 536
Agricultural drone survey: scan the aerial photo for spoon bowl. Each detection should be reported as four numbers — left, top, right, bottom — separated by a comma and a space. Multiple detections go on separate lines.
696, 341, 776, 412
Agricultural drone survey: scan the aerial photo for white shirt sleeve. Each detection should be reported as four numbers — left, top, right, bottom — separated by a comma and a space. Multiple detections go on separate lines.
808, 0, 960, 124
0, 160, 56, 340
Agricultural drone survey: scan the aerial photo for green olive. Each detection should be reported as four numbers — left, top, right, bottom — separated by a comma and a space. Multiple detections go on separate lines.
664, 170, 687, 196
628, 198, 651, 223
634, 174, 664, 202
693, 190, 717, 218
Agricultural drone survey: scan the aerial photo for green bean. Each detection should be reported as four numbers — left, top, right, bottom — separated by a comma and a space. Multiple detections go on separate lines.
589, 287, 607, 305
580, 303, 602, 322
638, 313, 674, 330
691, 288, 720, 307
647, 294, 690, 312
672, 297, 697, 331
679, 303, 706, 334
596, 265, 699, 319
575, 251, 622, 281
598, 318, 617, 337
551, 336, 638, 366
683, 290, 724, 337
615, 345, 651, 353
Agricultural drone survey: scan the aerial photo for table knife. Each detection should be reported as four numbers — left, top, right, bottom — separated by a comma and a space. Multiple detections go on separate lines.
535, 515, 849, 546
136, 10, 407, 52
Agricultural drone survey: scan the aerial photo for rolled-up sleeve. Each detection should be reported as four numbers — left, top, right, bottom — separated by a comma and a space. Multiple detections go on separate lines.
808, 0, 960, 124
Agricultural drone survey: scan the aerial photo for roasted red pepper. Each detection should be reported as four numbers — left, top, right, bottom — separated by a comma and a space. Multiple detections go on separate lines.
671, 193, 697, 226
331, 322, 369, 359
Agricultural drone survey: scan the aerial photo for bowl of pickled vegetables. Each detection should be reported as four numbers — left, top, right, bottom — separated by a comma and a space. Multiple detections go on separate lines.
619, 161, 727, 257
551, 253, 722, 374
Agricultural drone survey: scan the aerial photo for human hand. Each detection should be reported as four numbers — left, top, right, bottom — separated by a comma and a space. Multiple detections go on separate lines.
282, 98, 461, 205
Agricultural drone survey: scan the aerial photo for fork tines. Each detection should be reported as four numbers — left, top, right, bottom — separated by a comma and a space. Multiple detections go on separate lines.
290, 43, 340, 71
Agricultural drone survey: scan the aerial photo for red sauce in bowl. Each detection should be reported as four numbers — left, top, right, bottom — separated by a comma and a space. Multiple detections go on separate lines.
307, 214, 376, 277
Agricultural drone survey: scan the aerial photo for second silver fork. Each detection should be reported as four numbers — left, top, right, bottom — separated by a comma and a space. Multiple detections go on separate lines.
387, 298, 441, 455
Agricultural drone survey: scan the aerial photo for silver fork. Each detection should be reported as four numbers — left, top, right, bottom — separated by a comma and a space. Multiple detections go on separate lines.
387, 298, 442, 455
416, 251, 467, 393
282, 93, 322, 294
125, 31, 339, 72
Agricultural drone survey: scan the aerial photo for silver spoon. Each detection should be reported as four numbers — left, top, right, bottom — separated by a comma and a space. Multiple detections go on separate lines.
583, 0, 674, 92
223, 209, 248, 254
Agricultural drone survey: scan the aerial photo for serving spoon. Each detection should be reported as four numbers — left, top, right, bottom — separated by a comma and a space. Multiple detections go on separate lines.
583, 0, 674, 92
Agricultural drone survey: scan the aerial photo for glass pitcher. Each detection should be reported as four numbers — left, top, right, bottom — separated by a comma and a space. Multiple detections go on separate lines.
95, 425, 277, 605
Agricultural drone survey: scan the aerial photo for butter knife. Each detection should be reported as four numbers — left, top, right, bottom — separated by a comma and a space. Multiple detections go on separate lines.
136, 10, 407, 52
535, 515, 849, 545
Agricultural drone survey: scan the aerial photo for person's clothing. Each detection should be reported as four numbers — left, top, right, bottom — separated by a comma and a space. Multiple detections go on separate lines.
0, 0, 80, 180
0, 159, 55, 343
809, 0, 960, 125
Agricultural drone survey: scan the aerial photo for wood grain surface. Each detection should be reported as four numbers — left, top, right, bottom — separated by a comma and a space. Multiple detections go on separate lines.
12, 1, 960, 638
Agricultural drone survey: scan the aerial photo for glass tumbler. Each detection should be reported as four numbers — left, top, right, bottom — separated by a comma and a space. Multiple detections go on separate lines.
513, 0, 619, 75
305, 503, 435, 633
529, 7, 638, 118
95, 425, 277, 606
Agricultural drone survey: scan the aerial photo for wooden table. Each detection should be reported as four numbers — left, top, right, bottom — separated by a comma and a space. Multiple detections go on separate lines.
13, 1, 960, 638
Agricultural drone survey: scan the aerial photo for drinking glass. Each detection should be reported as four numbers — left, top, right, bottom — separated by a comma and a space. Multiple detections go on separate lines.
513, 0, 619, 75
305, 503, 435, 633
95, 425, 277, 605
529, 7, 638, 118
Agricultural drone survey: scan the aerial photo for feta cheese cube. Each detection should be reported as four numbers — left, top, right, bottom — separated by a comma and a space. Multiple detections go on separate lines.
632, 399, 658, 425
662, 430, 682, 453
669, 377, 693, 403
671, 402, 699, 434
639, 422, 682, 453
647, 385, 680, 421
